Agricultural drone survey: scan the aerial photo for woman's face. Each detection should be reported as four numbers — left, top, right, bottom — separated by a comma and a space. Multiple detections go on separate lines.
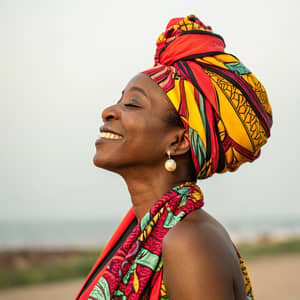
93, 73, 179, 173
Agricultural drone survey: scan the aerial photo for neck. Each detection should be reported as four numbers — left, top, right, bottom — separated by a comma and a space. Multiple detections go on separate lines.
119, 161, 195, 223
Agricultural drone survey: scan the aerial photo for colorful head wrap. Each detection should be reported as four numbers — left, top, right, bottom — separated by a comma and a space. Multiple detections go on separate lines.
142, 15, 272, 179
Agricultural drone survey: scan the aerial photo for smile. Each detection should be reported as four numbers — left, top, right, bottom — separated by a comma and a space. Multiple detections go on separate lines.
99, 132, 123, 140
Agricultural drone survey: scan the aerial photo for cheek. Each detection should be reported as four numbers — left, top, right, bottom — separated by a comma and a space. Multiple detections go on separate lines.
136, 118, 170, 151
115, 110, 170, 153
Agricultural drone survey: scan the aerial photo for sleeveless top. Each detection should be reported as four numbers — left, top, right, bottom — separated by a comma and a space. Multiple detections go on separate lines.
76, 182, 253, 299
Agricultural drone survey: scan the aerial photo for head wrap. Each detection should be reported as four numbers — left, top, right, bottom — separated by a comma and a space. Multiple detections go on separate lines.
142, 15, 272, 179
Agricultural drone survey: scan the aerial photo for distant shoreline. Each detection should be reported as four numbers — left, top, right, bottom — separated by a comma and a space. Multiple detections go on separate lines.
2, 215, 300, 251
1, 229, 300, 251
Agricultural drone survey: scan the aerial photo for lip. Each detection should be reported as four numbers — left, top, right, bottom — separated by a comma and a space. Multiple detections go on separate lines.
100, 126, 123, 136
95, 126, 123, 145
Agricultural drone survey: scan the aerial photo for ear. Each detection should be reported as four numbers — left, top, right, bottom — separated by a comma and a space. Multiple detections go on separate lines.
167, 128, 190, 157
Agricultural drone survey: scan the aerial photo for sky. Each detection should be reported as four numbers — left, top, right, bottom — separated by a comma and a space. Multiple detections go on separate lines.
1, 0, 299, 222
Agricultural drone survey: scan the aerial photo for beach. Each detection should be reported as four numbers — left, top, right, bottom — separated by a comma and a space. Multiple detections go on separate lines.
0, 253, 299, 300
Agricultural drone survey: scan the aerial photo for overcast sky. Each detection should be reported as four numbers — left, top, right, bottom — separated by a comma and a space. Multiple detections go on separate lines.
1, 0, 299, 221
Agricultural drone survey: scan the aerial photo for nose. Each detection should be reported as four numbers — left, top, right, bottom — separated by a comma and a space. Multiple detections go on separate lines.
101, 104, 119, 122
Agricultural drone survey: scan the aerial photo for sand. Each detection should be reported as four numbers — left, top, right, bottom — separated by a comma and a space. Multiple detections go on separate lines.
0, 253, 299, 300
0, 279, 83, 300
247, 253, 300, 300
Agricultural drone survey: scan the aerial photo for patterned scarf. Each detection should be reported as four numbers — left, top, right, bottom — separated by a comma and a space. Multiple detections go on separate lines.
142, 15, 272, 179
80, 183, 253, 300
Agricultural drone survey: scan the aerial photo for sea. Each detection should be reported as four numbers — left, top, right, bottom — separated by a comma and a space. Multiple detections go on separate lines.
1, 216, 300, 249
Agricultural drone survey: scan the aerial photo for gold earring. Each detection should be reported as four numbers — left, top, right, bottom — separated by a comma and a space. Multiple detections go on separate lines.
165, 150, 176, 172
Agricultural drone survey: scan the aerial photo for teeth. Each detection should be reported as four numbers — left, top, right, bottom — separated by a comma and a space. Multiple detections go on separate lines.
100, 132, 122, 139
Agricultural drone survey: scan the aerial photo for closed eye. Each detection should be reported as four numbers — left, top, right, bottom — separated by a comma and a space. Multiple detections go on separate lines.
124, 103, 140, 108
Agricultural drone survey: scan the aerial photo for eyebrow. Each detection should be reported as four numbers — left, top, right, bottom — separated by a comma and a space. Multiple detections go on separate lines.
122, 86, 148, 98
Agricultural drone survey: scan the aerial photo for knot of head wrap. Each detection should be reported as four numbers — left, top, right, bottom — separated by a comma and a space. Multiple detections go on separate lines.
142, 14, 273, 179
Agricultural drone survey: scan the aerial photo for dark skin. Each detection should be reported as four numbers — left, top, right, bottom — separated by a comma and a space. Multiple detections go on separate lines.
94, 73, 248, 299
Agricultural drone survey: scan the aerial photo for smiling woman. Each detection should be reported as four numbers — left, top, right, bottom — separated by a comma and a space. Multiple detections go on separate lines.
76, 15, 272, 300
94, 73, 194, 181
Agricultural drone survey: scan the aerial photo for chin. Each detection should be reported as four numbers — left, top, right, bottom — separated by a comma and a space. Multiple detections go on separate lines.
93, 153, 118, 173
93, 153, 104, 168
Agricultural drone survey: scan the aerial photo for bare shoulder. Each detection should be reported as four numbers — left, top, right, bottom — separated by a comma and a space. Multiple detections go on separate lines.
162, 209, 247, 300
162, 208, 237, 263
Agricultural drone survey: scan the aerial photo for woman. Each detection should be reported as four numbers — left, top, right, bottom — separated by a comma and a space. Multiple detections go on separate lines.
76, 15, 272, 300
